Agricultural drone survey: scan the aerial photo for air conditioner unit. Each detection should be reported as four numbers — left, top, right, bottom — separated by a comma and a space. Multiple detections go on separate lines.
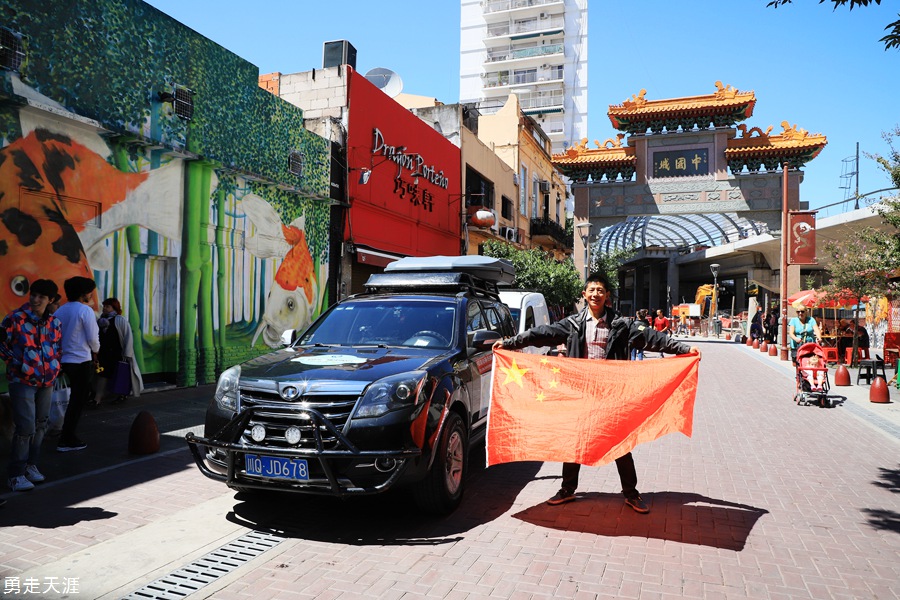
501, 226, 518, 243
539, 12, 547, 18
539, 180, 551, 192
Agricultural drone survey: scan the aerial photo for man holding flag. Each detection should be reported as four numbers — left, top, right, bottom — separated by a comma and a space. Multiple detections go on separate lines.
492, 273, 700, 514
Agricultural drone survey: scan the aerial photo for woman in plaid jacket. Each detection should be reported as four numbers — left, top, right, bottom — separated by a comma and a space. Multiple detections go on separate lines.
1, 279, 63, 492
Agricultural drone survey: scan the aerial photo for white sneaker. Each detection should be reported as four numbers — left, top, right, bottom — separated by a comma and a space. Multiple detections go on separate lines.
8, 475, 35, 492
25, 465, 45, 483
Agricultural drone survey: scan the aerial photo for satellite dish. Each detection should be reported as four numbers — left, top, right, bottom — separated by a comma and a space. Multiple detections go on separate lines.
365, 67, 403, 98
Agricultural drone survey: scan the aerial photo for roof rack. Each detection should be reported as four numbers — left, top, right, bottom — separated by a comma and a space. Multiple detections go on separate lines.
383, 255, 515, 285
363, 271, 502, 297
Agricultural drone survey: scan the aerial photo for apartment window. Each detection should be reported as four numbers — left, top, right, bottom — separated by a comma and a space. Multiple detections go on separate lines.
549, 65, 564, 80
513, 68, 536, 85
519, 166, 528, 215
501, 196, 513, 220
531, 177, 539, 219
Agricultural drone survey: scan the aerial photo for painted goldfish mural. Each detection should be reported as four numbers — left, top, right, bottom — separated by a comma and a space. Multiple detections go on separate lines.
242, 195, 327, 347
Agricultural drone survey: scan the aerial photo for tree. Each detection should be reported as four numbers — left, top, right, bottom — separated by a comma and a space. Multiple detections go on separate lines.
767, 0, 900, 50
590, 244, 636, 291
822, 227, 897, 366
481, 241, 583, 310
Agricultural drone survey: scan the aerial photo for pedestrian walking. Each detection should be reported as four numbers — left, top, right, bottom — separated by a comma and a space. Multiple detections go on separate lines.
631, 309, 651, 360
1, 279, 63, 491
94, 297, 143, 405
53, 277, 100, 452
492, 273, 700, 514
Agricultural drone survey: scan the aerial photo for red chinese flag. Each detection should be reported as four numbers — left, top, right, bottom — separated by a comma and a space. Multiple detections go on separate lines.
487, 349, 700, 467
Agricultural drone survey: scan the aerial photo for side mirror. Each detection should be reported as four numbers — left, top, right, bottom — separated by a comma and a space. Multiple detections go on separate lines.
279, 329, 296, 347
469, 329, 501, 350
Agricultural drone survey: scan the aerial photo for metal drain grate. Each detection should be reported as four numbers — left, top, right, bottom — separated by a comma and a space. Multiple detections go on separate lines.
123, 530, 285, 599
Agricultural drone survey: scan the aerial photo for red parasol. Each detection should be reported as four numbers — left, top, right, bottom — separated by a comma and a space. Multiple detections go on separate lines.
787, 289, 818, 309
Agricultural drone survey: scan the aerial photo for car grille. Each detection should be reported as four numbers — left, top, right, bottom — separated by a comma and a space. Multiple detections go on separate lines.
238, 390, 360, 450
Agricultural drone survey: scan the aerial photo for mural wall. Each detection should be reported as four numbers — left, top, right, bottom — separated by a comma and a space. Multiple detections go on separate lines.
0, 0, 331, 388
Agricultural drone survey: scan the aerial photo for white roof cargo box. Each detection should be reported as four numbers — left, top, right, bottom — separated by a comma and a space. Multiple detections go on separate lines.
385, 255, 515, 285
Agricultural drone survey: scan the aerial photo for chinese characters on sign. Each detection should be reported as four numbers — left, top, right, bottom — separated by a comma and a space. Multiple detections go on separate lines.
3, 576, 80, 595
652, 149, 709, 178
392, 177, 434, 212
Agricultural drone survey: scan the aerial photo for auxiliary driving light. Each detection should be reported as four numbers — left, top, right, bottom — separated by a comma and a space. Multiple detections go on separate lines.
250, 424, 266, 443
374, 457, 397, 472
284, 426, 302, 445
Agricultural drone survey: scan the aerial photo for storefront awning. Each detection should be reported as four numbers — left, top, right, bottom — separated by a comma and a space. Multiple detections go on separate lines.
354, 245, 406, 268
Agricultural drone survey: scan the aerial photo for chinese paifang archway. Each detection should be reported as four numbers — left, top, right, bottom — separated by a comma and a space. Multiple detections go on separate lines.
553, 82, 827, 253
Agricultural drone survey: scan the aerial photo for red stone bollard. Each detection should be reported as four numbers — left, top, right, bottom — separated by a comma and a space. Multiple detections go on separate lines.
870, 376, 891, 403
128, 410, 160, 455
768, 344, 778, 356
725, 333, 731, 341
745, 336, 753, 346
760, 341, 768, 352
752, 339, 760, 349
833, 364, 851, 386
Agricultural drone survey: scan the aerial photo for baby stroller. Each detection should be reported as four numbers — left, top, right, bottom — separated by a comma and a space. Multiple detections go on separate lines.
794, 342, 832, 407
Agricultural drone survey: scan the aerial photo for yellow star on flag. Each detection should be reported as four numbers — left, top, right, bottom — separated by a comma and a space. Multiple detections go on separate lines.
536, 391, 545, 402
500, 358, 529, 387
540, 357, 549, 365
551, 366, 561, 374
549, 380, 559, 388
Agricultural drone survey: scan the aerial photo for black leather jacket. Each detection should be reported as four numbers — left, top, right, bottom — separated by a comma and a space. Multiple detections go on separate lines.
502, 306, 691, 360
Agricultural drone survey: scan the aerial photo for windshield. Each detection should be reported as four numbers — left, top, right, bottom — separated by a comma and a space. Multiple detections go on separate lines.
298, 299, 457, 349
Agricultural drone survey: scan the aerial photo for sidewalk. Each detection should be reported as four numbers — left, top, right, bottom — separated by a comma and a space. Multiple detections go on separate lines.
697, 333, 900, 439
0, 384, 215, 496
1, 342, 899, 599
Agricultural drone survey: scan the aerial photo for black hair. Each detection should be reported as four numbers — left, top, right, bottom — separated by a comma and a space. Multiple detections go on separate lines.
63, 276, 96, 301
584, 272, 613, 292
29, 279, 58, 299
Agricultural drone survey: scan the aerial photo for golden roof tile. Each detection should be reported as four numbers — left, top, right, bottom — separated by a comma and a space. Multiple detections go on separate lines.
552, 136, 636, 166
725, 122, 827, 158
608, 82, 756, 128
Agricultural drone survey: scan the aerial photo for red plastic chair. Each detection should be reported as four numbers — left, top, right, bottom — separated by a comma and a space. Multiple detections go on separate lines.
822, 347, 839, 365
844, 347, 869, 364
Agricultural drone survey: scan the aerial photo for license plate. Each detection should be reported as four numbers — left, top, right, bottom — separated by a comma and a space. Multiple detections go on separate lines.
244, 454, 309, 481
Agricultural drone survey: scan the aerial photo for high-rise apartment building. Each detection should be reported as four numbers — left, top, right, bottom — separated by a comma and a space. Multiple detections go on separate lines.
460, 0, 588, 154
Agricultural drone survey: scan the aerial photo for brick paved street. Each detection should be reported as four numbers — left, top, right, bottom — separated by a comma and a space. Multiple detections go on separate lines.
1, 339, 898, 599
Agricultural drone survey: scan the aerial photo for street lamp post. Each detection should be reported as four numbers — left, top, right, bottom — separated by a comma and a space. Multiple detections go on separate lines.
575, 222, 592, 280
710, 263, 720, 338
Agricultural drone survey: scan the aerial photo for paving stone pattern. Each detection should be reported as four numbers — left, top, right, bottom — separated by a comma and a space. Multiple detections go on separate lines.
0, 339, 898, 599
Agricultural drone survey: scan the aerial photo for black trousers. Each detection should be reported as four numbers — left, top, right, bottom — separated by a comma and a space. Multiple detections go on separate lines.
560, 452, 638, 498
60, 361, 94, 444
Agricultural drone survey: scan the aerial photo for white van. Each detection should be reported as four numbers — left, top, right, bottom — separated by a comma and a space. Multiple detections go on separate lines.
498, 290, 553, 354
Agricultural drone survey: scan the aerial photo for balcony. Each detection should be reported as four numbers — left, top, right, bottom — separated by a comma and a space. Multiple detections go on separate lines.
486, 16, 565, 39
530, 217, 571, 248
482, 68, 563, 90
485, 43, 564, 64
517, 89, 565, 113
484, 0, 564, 15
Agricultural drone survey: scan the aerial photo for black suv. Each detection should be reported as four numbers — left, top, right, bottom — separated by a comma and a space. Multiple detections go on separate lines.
187, 256, 516, 514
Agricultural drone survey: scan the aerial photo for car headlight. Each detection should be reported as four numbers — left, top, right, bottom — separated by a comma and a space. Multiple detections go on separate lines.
215, 365, 241, 412
355, 371, 426, 419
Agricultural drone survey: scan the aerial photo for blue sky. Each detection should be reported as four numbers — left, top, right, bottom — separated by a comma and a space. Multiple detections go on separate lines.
144, 0, 899, 214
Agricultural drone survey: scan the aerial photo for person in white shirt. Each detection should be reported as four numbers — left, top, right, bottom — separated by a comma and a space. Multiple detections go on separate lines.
52, 277, 100, 452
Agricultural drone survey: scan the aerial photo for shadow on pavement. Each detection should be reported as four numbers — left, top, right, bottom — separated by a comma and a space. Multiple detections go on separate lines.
223, 449, 543, 545
512, 491, 769, 551
863, 464, 900, 533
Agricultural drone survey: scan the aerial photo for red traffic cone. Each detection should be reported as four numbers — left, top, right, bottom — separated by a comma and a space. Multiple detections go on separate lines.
870, 375, 891, 403
768, 344, 778, 356
128, 410, 160, 455
760, 341, 768, 352
834, 364, 851, 386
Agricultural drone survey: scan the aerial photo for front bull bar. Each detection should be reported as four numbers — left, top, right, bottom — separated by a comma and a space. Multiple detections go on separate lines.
185, 405, 422, 496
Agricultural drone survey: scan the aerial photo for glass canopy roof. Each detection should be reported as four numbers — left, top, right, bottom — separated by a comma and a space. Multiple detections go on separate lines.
594, 213, 772, 254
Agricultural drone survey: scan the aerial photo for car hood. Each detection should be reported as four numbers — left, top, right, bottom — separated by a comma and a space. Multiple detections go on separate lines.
238, 345, 450, 384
